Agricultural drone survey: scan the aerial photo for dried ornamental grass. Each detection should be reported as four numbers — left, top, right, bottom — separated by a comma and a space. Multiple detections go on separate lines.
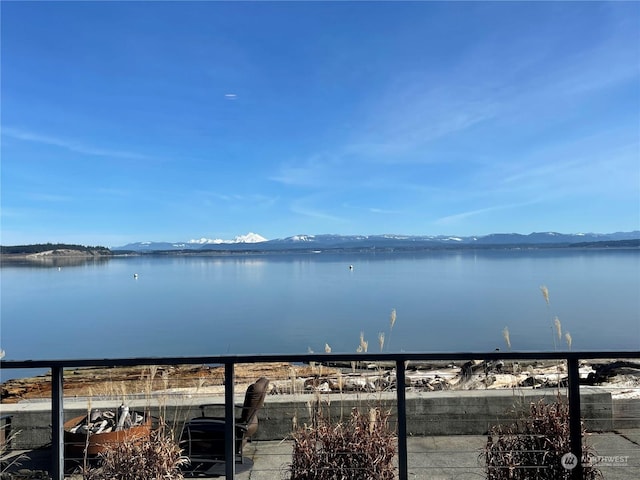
484, 396, 601, 479
565, 332, 573, 350
82, 426, 188, 480
290, 407, 397, 480
540, 285, 550, 306
502, 327, 511, 350
385, 308, 397, 352
554, 317, 562, 340
359, 332, 368, 353
1, 426, 29, 474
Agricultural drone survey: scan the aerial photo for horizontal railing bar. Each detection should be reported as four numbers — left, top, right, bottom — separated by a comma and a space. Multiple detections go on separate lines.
2, 350, 639, 370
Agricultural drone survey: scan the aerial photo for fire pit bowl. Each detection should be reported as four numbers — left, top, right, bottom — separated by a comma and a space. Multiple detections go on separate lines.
64, 410, 152, 456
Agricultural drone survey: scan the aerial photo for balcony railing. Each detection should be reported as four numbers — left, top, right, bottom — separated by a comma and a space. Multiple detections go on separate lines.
2, 350, 639, 479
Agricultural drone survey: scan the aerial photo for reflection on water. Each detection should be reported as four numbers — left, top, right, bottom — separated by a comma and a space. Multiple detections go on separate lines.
1, 255, 112, 269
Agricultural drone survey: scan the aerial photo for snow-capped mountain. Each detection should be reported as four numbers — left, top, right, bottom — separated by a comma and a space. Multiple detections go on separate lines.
113, 231, 639, 252
188, 232, 267, 245
270, 232, 640, 246
117, 232, 267, 251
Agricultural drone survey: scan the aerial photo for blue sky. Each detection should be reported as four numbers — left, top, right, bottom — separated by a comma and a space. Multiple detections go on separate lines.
2, 1, 639, 247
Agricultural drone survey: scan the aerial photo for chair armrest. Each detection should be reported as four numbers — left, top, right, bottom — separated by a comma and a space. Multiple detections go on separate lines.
183, 417, 249, 433
198, 403, 244, 417
198, 403, 244, 409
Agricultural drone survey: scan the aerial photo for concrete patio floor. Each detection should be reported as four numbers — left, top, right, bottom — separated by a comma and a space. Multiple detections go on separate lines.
4, 430, 639, 479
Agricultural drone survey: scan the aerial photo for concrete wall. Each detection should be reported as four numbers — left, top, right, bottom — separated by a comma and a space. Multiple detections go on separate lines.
253, 387, 615, 439
1, 387, 633, 450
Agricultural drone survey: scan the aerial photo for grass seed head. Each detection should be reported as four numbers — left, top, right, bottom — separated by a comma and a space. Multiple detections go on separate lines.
359, 332, 368, 353
554, 317, 562, 339
565, 332, 572, 349
540, 285, 550, 305
502, 327, 511, 350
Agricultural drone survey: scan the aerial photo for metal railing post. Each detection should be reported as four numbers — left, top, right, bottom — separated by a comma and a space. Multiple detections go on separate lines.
51, 366, 64, 480
567, 357, 583, 479
395, 360, 408, 480
224, 362, 235, 479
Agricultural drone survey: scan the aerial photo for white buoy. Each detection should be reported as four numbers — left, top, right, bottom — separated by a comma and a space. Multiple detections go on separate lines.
349, 265, 353, 271
133, 273, 138, 279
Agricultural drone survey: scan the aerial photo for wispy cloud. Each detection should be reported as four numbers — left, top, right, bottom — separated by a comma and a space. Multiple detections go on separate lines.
493, 128, 639, 196
93, 187, 133, 198
247, 194, 279, 209
368, 207, 402, 215
350, 8, 637, 168
290, 200, 347, 223
272, 18, 626, 190
269, 152, 346, 188
24, 192, 73, 203
341, 202, 404, 215
2, 127, 149, 160
270, 69, 501, 190
349, 101, 497, 160
194, 190, 278, 209
500, 158, 586, 185
269, 167, 317, 187
435, 199, 543, 225
540, 16, 638, 100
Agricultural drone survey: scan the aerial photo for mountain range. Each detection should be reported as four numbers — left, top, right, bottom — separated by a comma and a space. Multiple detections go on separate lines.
114, 231, 640, 252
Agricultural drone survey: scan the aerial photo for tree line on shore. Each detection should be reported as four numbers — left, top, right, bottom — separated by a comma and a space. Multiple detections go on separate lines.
0, 243, 111, 255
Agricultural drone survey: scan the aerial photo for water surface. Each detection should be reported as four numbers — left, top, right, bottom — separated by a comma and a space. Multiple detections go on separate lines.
1, 250, 638, 368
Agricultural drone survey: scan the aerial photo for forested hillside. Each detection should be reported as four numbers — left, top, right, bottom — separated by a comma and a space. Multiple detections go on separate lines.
0, 243, 111, 255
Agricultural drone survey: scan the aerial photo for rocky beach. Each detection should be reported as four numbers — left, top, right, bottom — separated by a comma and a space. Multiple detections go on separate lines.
3, 359, 639, 404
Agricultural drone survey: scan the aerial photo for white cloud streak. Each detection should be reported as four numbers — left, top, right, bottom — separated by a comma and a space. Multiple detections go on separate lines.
368, 207, 402, 215
3, 127, 149, 160
435, 199, 543, 225
24, 192, 73, 203
290, 201, 347, 223
193, 190, 279, 210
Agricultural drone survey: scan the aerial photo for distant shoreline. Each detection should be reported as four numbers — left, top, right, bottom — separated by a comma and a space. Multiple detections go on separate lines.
114, 242, 640, 255
2, 250, 108, 259
2, 234, 639, 258
1, 242, 638, 266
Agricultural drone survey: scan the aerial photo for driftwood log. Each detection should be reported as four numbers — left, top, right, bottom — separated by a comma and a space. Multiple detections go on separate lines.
584, 361, 640, 385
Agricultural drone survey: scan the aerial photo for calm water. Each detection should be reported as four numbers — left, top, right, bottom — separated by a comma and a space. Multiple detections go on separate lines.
1, 250, 639, 368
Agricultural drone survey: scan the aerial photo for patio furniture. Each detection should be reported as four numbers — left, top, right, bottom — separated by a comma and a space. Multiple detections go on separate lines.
180, 377, 269, 476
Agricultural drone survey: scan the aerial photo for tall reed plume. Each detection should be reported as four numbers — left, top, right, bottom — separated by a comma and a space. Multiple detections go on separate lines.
565, 332, 572, 350
502, 327, 511, 350
359, 331, 368, 353
385, 308, 397, 351
554, 317, 562, 340
540, 285, 557, 350
540, 285, 550, 306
